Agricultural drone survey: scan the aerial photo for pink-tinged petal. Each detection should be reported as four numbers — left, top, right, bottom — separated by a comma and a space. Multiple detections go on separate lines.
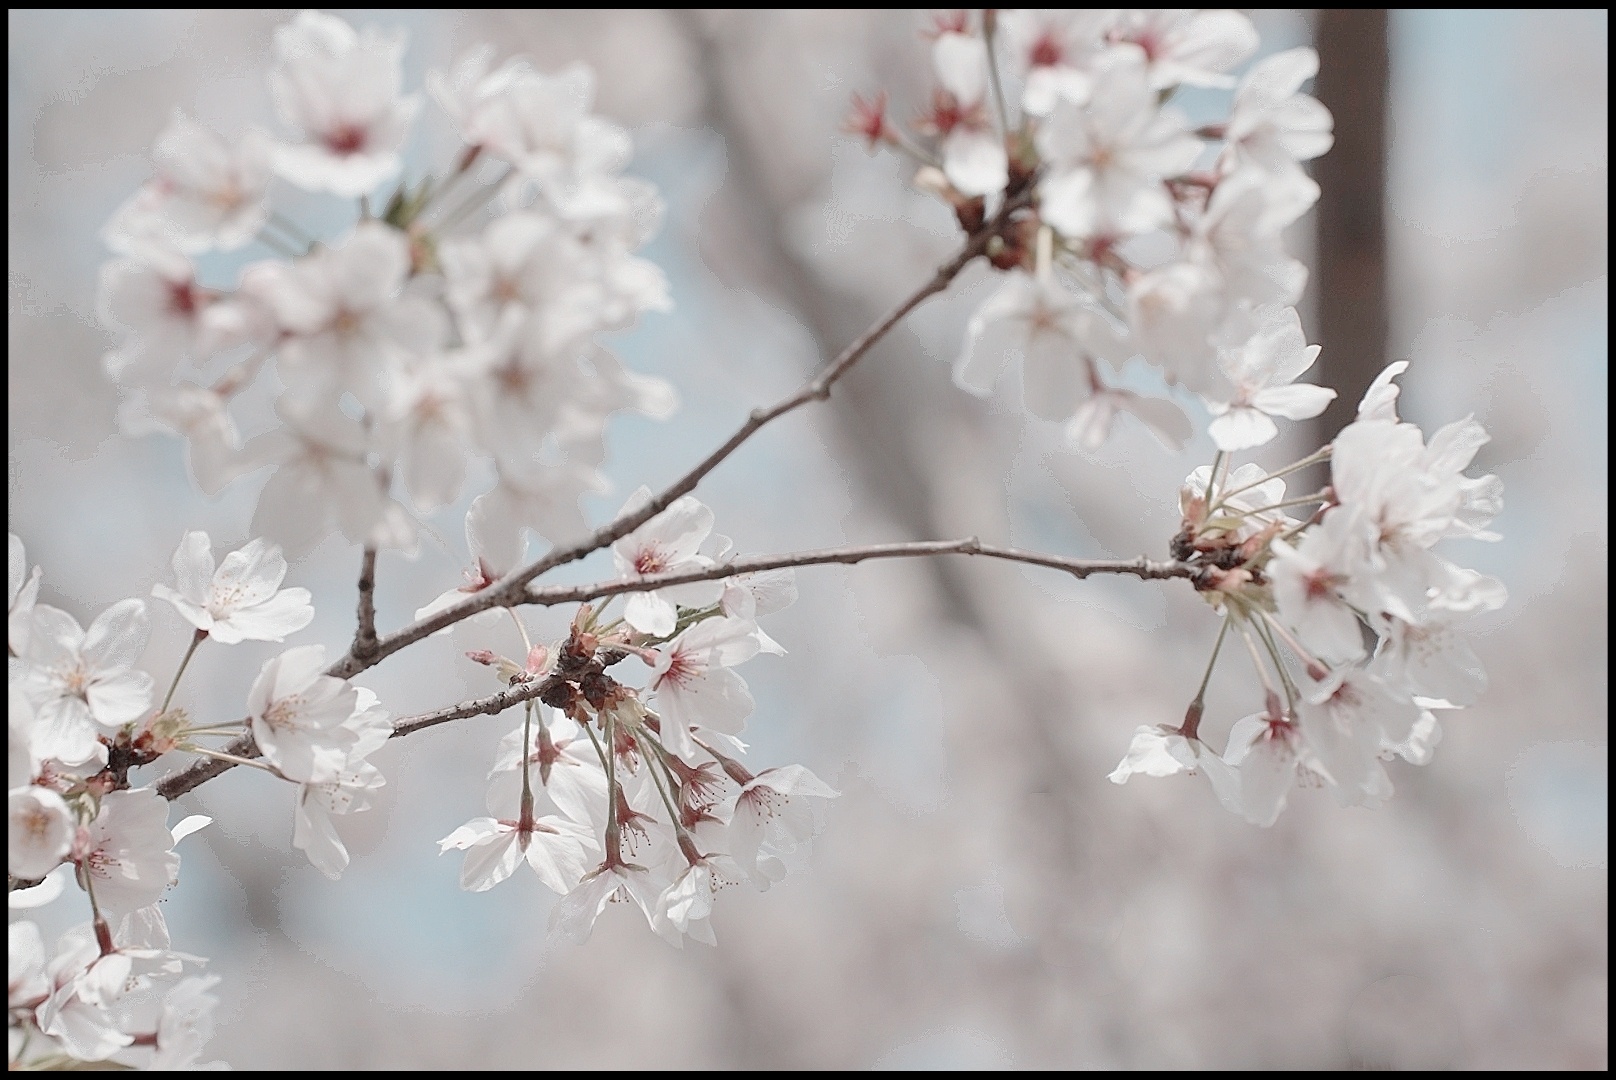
757, 764, 839, 801
521, 820, 592, 894
652, 687, 701, 761
466, 492, 526, 579
933, 32, 987, 103
659, 579, 726, 609
635, 496, 714, 564
1237, 47, 1318, 112
726, 798, 768, 888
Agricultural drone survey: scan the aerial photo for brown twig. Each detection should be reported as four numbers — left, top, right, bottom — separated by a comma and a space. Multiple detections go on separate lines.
390, 677, 560, 739
353, 546, 379, 660
154, 733, 259, 801
524, 540, 1195, 607
150, 541, 1190, 802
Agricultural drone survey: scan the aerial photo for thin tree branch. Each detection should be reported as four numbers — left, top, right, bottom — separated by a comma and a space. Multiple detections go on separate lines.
352, 546, 379, 661
524, 540, 1196, 608
154, 534, 1189, 801
153, 675, 564, 801
155, 733, 258, 801
390, 677, 560, 739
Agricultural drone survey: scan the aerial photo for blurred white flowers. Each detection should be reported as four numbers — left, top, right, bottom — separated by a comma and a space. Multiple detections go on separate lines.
269, 10, 420, 196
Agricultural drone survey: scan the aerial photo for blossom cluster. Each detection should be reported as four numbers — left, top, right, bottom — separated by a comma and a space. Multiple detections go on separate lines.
1107, 362, 1505, 823
9, 8, 1511, 1068
852, 12, 1504, 823
98, 9, 675, 559
435, 489, 836, 946
8, 529, 381, 1067
855, 9, 1334, 449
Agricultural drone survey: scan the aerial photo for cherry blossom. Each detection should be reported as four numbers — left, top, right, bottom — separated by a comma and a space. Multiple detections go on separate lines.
1187, 166, 1316, 307
1106, 724, 1241, 814
1225, 46, 1335, 178
22, 600, 153, 768
116, 382, 247, 497
269, 10, 420, 196
1110, 9, 1259, 91
1268, 510, 1370, 663
96, 243, 246, 386
1297, 668, 1421, 804
611, 488, 726, 638
652, 853, 725, 946
246, 400, 407, 557
549, 859, 663, 944
437, 812, 596, 894
9, 786, 75, 880
73, 789, 182, 919
151, 532, 314, 645
726, 764, 838, 890
954, 271, 1119, 421
1221, 712, 1319, 827
648, 617, 761, 761
246, 645, 367, 785
484, 711, 609, 830
242, 221, 443, 410
926, 31, 1009, 197
431, 55, 627, 188
1037, 48, 1200, 239
997, 9, 1104, 116
103, 111, 274, 255
109, 974, 223, 1071
1205, 305, 1334, 451
1066, 383, 1193, 451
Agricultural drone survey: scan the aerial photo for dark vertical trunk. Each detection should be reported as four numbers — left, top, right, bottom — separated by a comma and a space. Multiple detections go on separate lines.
1311, 9, 1390, 443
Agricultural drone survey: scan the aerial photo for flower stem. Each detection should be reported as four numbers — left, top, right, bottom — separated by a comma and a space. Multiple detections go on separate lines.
180, 745, 275, 774
160, 628, 207, 714
981, 10, 1014, 140
1211, 447, 1333, 512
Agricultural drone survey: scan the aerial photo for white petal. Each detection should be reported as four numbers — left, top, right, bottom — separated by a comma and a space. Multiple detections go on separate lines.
1208, 406, 1279, 451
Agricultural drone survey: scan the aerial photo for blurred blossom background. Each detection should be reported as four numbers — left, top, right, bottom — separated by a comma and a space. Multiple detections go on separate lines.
8, 8, 1606, 1069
